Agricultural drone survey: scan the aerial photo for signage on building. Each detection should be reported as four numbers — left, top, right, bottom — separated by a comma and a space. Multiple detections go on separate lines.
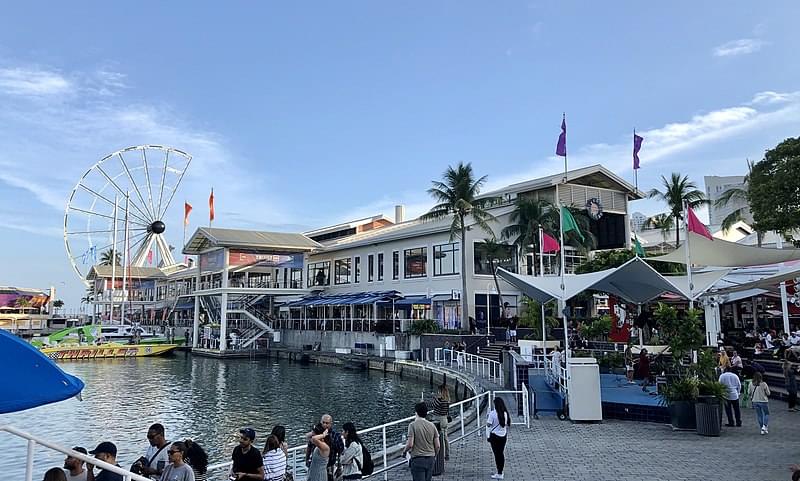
451, 289, 461, 301
228, 250, 303, 268
199, 249, 225, 272
586, 197, 603, 220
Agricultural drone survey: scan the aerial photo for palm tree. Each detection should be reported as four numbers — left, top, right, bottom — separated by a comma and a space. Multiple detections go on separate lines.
481, 237, 508, 320
52, 299, 64, 314
100, 248, 122, 266
14, 297, 31, 311
646, 213, 675, 243
421, 162, 500, 329
714, 160, 763, 245
647, 173, 708, 247
501, 197, 556, 275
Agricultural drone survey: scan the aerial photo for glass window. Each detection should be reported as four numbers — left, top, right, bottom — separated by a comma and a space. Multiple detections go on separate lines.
354, 256, 361, 283
377, 253, 384, 281
368, 255, 374, 282
433, 243, 460, 276
404, 247, 428, 278
473, 242, 516, 275
307, 261, 330, 287
334, 258, 351, 285
393, 251, 399, 280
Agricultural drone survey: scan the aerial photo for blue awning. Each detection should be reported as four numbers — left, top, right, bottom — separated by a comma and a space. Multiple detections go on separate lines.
283, 291, 401, 307
394, 295, 431, 306
0, 330, 84, 413
174, 299, 195, 310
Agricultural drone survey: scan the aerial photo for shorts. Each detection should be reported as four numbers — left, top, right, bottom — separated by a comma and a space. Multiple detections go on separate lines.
509, 330, 517, 337
626, 364, 634, 372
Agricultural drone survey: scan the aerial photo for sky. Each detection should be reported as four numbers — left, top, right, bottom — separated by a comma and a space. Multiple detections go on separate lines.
1, 1, 799, 310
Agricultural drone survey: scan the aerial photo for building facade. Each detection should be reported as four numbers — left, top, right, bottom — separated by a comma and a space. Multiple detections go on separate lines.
705, 175, 752, 226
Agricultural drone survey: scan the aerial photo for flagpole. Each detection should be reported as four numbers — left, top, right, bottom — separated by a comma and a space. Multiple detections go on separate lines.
683, 201, 694, 309
539, 226, 547, 350
121, 193, 130, 325
633, 129, 638, 191
562, 113, 568, 183
183, 199, 187, 251
110, 195, 118, 323
558, 204, 570, 364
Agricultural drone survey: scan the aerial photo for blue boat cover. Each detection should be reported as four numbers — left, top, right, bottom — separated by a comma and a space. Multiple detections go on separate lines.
0, 329, 85, 414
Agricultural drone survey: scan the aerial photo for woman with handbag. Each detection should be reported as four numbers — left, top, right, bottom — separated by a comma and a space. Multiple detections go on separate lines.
339, 422, 363, 480
486, 397, 510, 480
431, 384, 451, 460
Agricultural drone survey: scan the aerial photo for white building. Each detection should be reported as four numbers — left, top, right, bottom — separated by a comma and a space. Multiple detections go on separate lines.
704, 175, 752, 226
630, 212, 648, 232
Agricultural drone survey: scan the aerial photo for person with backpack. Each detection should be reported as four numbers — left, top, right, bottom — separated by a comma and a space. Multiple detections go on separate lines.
340, 422, 371, 480
749, 372, 771, 435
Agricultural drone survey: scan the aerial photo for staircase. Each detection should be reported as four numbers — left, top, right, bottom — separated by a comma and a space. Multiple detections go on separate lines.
476, 342, 519, 362
227, 295, 275, 349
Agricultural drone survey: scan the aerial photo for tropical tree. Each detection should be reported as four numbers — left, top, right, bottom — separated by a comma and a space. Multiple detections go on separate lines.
100, 248, 122, 266
421, 162, 500, 329
714, 160, 763, 245
748, 137, 800, 243
647, 173, 708, 247
14, 297, 31, 311
646, 213, 675, 243
52, 299, 64, 314
481, 237, 509, 320
501, 197, 556, 275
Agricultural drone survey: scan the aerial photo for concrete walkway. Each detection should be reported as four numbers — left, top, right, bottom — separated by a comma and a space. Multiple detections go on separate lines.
387, 403, 800, 481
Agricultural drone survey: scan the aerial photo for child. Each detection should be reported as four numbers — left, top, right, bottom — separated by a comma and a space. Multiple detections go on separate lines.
749, 372, 771, 435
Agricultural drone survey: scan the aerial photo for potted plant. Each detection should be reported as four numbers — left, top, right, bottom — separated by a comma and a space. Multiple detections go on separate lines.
660, 376, 699, 430
695, 379, 726, 436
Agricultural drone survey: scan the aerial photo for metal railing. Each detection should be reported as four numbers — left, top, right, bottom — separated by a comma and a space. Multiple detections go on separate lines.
523, 353, 569, 401
433, 348, 503, 384
1, 425, 149, 481
206, 383, 528, 481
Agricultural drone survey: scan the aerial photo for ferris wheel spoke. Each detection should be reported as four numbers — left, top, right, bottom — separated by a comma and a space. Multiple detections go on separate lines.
156, 149, 169, 220
76, 184, 151, 226
128, 233, 153, 266
95, 164, 154, 223
141, 148, 158, 221
83, 230, 149, 259
117, 152, 157, 220
157, 153, 191, 220
67, 206, 149, 228
66, 227, 147, 236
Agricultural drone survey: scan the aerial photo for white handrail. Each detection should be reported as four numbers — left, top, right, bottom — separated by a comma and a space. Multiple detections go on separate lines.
433, 348, 502, 384
207, 389, 493, 480
0, 425, 150, 481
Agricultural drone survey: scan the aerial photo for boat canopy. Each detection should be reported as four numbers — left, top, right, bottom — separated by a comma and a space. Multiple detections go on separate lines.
0, 329, 84, 414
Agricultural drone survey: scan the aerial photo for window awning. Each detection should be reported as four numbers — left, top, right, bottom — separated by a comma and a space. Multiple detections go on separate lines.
174, 299, 195, 310
394, 295, 431, 306
283, 291, 402, 307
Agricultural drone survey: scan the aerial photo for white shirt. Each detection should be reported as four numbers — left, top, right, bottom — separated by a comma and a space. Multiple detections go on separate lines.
263, 448, 287, 481
145, 443, 170, 479
764, 334, 774, 349
731, 355, 743, 369
487, 410, 509, 438
65, 469, 88, 481
719, 372, 741, 401
790, 334, 800, 346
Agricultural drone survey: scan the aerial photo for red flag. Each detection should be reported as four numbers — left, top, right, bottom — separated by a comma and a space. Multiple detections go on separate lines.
208, 189, 215, 222
184, 202, 193, 226
542, 232, 561, 253
147, 250, 153, 265
687, 207, 713, 240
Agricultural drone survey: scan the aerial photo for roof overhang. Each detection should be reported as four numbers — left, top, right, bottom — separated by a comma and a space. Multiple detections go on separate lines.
184, 227, 323, 255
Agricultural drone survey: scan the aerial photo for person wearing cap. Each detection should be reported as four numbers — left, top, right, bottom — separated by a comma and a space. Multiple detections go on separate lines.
230, 428, 264, 480
86, 442, 123, 481
64, 446, 88, 481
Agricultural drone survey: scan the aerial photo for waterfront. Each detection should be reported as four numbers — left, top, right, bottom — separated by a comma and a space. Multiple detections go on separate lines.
0, 355, 431, 479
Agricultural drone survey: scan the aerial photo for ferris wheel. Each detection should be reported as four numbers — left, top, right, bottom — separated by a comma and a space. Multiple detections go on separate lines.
64, 145, 192, 284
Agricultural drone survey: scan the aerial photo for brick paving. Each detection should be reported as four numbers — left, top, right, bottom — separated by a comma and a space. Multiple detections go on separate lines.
388, 400, 800, 481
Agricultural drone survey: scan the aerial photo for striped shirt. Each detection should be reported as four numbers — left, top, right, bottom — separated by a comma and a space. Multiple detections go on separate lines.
263, 448, 287, 481
431, 396, 449, 417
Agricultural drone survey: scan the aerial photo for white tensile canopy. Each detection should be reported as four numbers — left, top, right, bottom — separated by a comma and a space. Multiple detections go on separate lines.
497, 256, 730, 305
650, 231, 800, 267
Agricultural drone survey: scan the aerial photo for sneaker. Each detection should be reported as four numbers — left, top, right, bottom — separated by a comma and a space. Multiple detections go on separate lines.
764, 426, 769, 434
491, 475, 504, 480
760, 426, 766, 435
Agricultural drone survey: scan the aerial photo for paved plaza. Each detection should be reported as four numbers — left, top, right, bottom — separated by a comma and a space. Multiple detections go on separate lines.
388, 404, 799, 481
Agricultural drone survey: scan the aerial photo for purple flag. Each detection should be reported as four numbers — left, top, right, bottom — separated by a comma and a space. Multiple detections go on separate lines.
555, 115, 567, 157
633, 132, 644, 170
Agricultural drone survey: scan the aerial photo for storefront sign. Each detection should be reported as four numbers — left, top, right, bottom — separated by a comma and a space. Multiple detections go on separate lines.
199, 249, 225, 272
608, 296, 631, 342
228, 250, 303, 268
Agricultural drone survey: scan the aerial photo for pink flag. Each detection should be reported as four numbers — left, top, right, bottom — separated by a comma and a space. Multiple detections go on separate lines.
633, 132, 643, 170
147, 250, 153, 265
542, 232, 561, 253
555, 114, 567, 157
687, 207, 713, 240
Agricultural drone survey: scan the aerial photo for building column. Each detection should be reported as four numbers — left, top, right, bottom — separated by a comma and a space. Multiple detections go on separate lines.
704, 302, 720, 346
193, 295, 200, 348
219, 248, 230, 352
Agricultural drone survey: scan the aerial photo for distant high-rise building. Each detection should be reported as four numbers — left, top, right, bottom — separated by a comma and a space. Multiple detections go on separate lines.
704, 175, 752, 227
630, 211, 648, 232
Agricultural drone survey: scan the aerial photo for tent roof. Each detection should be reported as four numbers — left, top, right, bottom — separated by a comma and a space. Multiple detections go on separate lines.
650, 231, 800, 267
0, 330, 84, 413
499, 257, 696, 305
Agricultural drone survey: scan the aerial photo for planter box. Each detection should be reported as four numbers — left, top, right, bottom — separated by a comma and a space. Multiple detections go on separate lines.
695, 396, 722, 436
669, 401, 697, 431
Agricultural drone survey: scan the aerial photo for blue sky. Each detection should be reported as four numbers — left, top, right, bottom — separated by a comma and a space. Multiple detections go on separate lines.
1, 2, 799, 309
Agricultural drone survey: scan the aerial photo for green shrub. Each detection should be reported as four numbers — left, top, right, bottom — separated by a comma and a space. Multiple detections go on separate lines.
410, 319, 439, 335
659, 376, 699, 406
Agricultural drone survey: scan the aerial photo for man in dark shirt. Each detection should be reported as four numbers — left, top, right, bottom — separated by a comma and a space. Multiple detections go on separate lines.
86, 442, 123, 481
231, 427, 264, 480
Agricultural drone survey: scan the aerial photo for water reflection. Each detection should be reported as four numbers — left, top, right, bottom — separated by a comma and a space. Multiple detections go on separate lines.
1, 355, 429, 479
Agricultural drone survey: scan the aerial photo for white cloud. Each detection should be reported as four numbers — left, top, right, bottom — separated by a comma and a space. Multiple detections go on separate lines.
751, 90, 800, 105
713, 38, 767, 57
0, 67, 72, 96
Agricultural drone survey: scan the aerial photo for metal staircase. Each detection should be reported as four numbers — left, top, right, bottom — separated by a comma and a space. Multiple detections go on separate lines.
226, 295, 275, 349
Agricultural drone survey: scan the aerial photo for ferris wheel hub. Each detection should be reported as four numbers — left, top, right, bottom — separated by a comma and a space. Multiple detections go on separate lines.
149, 220, 166, 234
